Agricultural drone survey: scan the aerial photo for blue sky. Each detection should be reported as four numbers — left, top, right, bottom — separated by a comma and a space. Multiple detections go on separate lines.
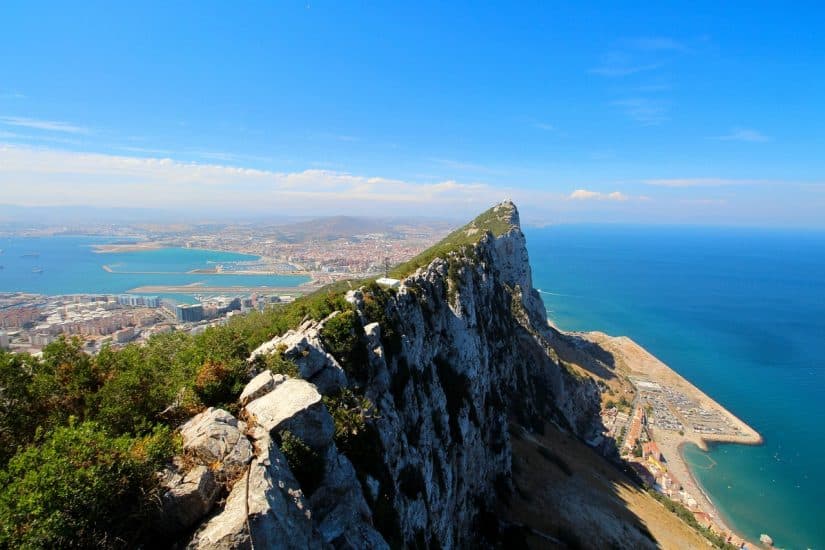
1, 1, 824, 226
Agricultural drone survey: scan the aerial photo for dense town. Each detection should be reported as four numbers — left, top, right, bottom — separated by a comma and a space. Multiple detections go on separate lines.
0, 217, 451, 354
6, 217, 451, 279
0, 291, 300, 355
594, 376, 756, 549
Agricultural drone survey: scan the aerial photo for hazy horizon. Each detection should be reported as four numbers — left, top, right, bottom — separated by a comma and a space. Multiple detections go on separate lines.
4, 201, 825, 231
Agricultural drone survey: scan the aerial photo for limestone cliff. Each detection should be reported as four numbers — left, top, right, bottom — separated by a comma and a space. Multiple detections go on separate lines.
163, 201, 603, 549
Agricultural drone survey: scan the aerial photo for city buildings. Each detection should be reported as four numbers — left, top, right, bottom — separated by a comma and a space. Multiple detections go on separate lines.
175, 304, 204, 323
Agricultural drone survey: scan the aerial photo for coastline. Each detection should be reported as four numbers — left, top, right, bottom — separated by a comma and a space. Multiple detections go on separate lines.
676, 440, 754, 546
574, 331, 763, 547
92, 242, 262, 259
584, 332, 762, 447
94, 242, 326, 280
92, 241, 168, 253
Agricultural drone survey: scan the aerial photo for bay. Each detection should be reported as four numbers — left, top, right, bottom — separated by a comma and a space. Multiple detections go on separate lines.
0, 235, 309, 303
526, 224, 825, 549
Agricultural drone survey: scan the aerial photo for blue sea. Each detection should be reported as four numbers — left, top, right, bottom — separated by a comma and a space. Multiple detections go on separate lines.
0, 235, 309, 303
525, 225, 825, 549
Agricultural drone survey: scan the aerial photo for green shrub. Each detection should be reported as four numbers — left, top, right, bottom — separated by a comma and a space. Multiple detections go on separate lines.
647, 490, 739, 550
0, 350, 39, 464
264, 351, 300, 378
278, 430, 324, 495
361, 283, 402, 360
0, 421, 175, 548
0, 276, 384, 544
193, 359, 247, 410
320, 310, 370, 384
323, 389, 376, 455
29, 337, 101, 428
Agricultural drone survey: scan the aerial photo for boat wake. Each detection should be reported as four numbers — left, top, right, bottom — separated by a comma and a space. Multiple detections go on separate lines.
537, 288, 576, 297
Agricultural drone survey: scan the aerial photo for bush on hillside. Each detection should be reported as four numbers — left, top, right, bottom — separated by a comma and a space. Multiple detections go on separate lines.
0, 281, 363, 546
0, 421, 176, 548
320, 310, 370, 384
193, 359, 248, 411
278, 430, 324, 495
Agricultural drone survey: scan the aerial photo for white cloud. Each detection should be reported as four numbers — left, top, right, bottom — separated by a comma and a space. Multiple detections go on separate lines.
569, 189, 628, 201
712, 128, 770, 142
0, 115, 88, 134
115, 145, 175, 155
0, 144, 510, 215
569, 189, 600, 200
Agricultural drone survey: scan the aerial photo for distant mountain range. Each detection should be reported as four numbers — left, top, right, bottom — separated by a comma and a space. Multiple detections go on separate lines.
0, 204, 458, 232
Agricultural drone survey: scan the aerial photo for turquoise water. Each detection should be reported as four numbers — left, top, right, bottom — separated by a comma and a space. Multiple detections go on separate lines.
0, 236, 309, 303
526, 225, 825, 549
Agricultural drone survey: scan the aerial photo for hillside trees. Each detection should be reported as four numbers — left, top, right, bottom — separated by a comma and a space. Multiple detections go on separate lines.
0, 286, 364, 546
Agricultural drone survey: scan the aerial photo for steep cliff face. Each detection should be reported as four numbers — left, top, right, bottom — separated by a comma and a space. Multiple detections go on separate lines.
341, 201, 600, 547
172, 201, 602, 548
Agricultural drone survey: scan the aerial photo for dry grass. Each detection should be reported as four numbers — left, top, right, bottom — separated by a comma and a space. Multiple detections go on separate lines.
503, 421, 709, 549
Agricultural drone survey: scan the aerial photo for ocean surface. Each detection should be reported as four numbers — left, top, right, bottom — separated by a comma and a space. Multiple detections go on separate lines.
525, 225, 825, 549
0, 235, 309, 303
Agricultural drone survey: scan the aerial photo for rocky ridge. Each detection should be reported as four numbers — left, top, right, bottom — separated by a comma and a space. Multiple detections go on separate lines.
159, 201, 602, 548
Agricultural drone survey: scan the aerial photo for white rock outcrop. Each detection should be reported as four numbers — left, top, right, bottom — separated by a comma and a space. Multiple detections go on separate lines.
239, 370, 285, 406
188, 431, 321, 550
159, 464, 220, 534
249, 317, 346, 395
180, 407, 253, 478
244, 378, 334, 450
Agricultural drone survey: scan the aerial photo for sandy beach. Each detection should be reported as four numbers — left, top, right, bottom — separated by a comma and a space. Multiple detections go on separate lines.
577, 331, 763, 547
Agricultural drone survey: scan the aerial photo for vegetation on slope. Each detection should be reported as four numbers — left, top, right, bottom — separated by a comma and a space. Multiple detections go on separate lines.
0, 421, 175, 548
0, 283, 364, 547
389, 201, 516, 279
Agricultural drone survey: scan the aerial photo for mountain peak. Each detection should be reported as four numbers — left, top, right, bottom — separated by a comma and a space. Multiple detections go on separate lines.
468, 200, 520, 237
389, 201, 522, 279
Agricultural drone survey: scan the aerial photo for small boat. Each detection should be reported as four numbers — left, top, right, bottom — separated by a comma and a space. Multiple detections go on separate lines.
21, 252, 40, 258
32, 267, 44, 274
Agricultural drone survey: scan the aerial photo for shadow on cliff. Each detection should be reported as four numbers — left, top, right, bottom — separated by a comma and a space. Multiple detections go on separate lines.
499, 420, 668, 549
547, 327, 619, 382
